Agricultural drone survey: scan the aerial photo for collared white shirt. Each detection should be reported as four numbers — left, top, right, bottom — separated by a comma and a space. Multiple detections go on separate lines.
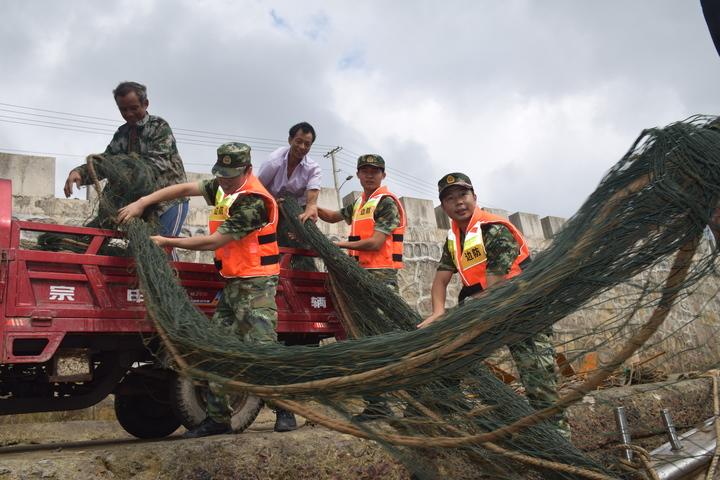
257, 146, 322, 206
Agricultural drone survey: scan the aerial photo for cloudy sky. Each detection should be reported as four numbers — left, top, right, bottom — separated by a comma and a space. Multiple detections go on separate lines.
1, 0, 719, 218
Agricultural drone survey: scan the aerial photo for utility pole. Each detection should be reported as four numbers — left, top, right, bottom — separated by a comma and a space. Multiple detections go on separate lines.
324, 146, 343, 208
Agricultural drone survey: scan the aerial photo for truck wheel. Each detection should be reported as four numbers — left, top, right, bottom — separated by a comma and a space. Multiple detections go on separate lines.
171, 375, 263, 433
114, 367, 181, 439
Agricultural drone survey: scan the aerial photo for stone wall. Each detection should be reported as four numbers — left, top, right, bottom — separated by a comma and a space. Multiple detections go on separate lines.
4, 152, 720, 374
0, 153, 55, 199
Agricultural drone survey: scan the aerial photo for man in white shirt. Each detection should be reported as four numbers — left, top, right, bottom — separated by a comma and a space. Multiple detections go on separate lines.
258, 122, 322, 272
258, 122, 321, 223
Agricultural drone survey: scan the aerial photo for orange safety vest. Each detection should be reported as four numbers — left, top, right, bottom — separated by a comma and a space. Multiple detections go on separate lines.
208, 174, 280, 278
348, 186, 406, 269
447, 207, 530, 289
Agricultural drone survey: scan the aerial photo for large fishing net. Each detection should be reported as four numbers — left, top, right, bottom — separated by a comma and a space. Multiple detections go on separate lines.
36, 153, 160, 253
111, 116, 720, 479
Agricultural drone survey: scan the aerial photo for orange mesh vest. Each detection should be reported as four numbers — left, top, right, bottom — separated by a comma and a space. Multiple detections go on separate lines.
348, 186, 406, 269
447, 207, 530, 288
208, 174, 280, 278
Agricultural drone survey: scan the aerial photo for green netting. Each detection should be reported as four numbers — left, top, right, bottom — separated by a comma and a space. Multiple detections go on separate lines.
36, 153, 160, 253
116, 116, 720, 479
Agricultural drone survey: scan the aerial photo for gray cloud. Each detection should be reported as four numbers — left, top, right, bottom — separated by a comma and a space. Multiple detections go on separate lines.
0, 0, 717, 218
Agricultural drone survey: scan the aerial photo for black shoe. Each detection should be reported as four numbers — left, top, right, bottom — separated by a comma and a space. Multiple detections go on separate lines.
182, 417, 232, 439
352, 402, 393, 423
274, 408, 298, 432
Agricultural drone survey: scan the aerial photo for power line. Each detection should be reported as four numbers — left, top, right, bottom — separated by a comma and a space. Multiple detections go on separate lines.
333, 155, 437, 198
0, 102, 442, 200
0, 102, 341, 150
339, 147, 499, 208
0, 107, 117, 127
336, 150, 439, 194
0, 116, 286, 153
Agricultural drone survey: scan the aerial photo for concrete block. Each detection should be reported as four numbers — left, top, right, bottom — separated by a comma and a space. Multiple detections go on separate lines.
508, 211, 544, 240
316, 219, 349, 240
185, 207, 209, 228
482, 207, 510, 219
12, 195, 94, 223
343, 191, 362, 208
400, 197, 436, 228
0, 153, 55, 197
434, 205, 450, 230
318, 187, 341, 210
541, 215, 566, 240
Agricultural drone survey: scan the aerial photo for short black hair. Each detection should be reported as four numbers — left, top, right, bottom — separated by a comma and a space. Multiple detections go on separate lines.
113, 81, 148, 103
289, 122, 316, 143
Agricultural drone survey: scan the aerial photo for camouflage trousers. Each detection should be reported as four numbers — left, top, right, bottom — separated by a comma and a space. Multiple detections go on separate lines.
206, 275, 278, 423
508, 329, 571, 439
368, 268, 399, 294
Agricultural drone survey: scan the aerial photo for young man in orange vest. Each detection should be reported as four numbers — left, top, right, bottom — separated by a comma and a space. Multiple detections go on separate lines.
318, 154, 406, 293
418, 172, 569, 438
318, 154, 406, 421
118, 142, 298, 437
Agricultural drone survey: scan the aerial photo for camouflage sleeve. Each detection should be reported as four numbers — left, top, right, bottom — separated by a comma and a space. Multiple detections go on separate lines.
339, 203, 354, 224
436, 240, 458, 272
73, 127, 125, 185
198, 178, 217, 206
373, 196, 401, 235
142, 118, 186, 188
71, 157, 110, 185
484, 224, 520, 275
217, 194, 269, 240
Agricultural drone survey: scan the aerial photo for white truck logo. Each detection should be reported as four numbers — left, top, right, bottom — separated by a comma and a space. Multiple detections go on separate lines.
310, 296, 327, 309
49, 286, 75, 301
126, 289, 144, 303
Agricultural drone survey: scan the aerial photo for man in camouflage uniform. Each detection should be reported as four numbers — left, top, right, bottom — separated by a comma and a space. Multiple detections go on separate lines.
318, 154, 404, 293
318, 154, 406, 421
118, 142, 297, 437
418, 172, 569, 438
64, 81, 188, 247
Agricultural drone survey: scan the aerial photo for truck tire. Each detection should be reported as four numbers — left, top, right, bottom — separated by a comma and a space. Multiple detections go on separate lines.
171, 375, 263, 433
114, 392, 181, 439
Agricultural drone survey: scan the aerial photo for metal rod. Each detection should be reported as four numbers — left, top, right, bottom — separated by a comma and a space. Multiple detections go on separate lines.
615, 406, 633, 462
661, 408, 683, 451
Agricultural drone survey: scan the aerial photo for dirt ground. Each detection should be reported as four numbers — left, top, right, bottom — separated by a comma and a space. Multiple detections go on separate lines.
0, 376, 716, 480
0, 406, 504, 480
0, 408, 414, 480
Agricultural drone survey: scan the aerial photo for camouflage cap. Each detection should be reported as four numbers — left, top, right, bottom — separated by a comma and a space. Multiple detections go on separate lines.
356, 154, 385, 170
438, 172, 474, 198
212, 142, 252, 178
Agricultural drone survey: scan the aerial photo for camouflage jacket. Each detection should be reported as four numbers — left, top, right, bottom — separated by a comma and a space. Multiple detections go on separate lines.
437, 223, 520, 276
73, 114, 187, 213
199, 178, 269, 239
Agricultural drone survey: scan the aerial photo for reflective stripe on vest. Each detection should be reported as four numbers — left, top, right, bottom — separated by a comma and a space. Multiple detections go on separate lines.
447, 207, 530, 288
208, 174, 280, 278
348, 185, 406, 269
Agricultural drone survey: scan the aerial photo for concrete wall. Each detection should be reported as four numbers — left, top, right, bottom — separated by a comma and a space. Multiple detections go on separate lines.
0, 153, 55, 198
4, 152, 720, 375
